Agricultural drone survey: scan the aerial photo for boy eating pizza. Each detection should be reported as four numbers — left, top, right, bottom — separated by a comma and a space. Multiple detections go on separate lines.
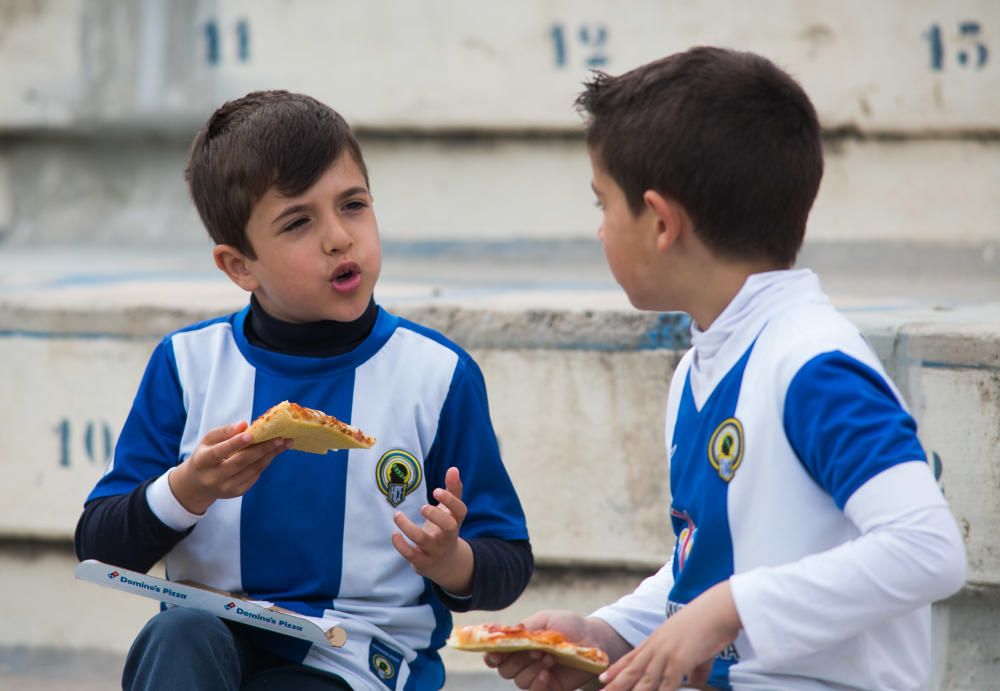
75, 90, 532, 691
486, 46, 966, 691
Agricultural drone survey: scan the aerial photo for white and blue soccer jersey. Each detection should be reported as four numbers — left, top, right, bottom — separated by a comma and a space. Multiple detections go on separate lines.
88, 305, 529, 691
593, 270, 964, 690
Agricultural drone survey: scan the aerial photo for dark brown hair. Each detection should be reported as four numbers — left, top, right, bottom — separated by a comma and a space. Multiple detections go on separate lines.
185, 90, 369, 258
576, 47, 823, 267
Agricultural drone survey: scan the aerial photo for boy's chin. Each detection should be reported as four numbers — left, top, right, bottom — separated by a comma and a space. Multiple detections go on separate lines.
326, 296, 374, 323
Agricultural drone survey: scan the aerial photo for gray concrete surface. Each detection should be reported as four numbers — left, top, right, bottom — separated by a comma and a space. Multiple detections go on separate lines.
2, 241, 999, 689
0, 646, 512, 691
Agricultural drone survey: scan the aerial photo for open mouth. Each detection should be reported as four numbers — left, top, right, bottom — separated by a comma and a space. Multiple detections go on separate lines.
330, 262, 362, 293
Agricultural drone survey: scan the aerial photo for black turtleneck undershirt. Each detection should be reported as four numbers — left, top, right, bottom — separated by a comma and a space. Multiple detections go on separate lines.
75, 296, 533, 612
244, 293, 379, 357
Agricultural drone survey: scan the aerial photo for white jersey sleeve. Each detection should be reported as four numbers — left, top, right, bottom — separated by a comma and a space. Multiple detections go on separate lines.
589, 560, 675, 647
731, 460, 967, 666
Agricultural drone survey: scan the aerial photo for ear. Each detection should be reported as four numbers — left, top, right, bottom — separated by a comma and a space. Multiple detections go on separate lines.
213, 244, 258, 292
642, 190, 687, 254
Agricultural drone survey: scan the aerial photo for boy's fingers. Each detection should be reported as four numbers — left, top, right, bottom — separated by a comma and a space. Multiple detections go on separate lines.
493, 651, 543, 680
227, 452, 276, 487
420, 503, 458, 534
600, 648, 635, 686
390, 532, 421, 564
222, 437, 287, 468
604, 646, 655, 691
511, 659, 552, 690
444, 466, 463, 500
431, 488, 468, 524
393, 512, 429, 548
201, 422, 248, 446
211, 430, 257, 461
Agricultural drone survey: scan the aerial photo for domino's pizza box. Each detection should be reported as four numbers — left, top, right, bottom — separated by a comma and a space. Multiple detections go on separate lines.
75, 559, 346, 647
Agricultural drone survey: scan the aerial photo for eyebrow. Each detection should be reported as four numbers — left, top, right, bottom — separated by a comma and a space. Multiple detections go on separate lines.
270, 186, 371, 226
271, 204, 310, 226
590, 182, 601, 196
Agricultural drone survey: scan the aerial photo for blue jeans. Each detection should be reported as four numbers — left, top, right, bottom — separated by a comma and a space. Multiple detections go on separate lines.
122, 608, 352, 690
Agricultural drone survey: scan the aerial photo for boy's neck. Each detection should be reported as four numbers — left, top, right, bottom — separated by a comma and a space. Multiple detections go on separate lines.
246, 293, 378, 357
685, 258, 788, 332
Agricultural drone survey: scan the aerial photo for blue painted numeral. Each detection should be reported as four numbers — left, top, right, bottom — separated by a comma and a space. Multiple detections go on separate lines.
55, 419, 114, 468
204, 19, 251, 66
550, 23, 609, 69
924, 21, 989, 71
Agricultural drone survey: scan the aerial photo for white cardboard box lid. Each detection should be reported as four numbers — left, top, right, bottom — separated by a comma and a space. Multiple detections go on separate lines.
75, 559, 346, 647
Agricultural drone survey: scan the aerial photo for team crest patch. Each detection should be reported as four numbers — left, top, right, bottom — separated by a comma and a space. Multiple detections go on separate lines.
369, 638, 404, 689
376, 449, 422, 507
707, 417, 744, 482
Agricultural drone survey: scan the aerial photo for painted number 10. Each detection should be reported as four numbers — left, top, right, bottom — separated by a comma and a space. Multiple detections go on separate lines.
924, 22, 989, 70
54, 419, 114, 468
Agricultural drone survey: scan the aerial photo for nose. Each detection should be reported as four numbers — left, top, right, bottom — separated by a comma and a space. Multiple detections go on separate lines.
321, 215, 352, 255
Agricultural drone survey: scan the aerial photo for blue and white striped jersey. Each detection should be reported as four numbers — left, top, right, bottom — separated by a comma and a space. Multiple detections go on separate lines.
89, 305, 529, 690
594, 270, 963, 690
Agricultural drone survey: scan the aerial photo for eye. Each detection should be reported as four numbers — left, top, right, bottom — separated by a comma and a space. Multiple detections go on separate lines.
282, 217, 309, 232
593, 199, 605, 210
343, 199, 368, 212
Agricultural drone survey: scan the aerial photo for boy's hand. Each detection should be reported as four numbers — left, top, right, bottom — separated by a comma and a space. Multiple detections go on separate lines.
391, 466, 472, 594
484, 611, 600, 691
169, 421, 290, 515
598, 580, 741, 691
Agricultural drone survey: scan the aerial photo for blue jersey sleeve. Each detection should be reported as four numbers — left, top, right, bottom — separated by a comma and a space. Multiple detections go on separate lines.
87, 338, 187, 501
784, 351, 926, 509
424, 355, 529, 541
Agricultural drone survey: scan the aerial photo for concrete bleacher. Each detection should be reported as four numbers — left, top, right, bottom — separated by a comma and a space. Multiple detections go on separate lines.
2, 1, 999, 689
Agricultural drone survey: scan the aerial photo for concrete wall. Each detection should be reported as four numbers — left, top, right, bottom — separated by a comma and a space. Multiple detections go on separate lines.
2, 136, 999, 247
1, 0, 998, 248
2, 0, 998, 686
1, 281, 998, 684
3, 0, 997, 132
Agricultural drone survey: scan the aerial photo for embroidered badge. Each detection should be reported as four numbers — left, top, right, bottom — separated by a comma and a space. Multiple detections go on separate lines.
707, 417, 744, 482
369, 638, 404, 689
376, 449, 422, 507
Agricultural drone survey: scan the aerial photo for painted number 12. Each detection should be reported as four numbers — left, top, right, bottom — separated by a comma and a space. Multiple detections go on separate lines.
550, 24, 609, 69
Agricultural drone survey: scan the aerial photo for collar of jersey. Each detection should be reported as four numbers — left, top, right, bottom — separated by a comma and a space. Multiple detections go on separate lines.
231, 303, 399, 377
687, 269, 825, 408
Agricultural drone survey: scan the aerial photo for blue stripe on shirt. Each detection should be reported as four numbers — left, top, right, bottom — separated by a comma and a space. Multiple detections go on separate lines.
784, 351, 926, 509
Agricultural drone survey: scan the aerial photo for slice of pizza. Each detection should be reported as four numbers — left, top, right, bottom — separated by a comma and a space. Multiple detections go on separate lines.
247, 401, 375, 454
447, 623, 609, 674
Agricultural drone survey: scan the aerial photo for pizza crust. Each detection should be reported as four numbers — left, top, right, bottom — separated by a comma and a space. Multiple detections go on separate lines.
447, 625, 609, 674
247, 401, 375, 454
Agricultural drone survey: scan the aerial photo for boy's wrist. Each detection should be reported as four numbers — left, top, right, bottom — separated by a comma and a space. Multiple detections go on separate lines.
146, 470, 204, 530
168, 463, 216, 515
428, 538, 474, 596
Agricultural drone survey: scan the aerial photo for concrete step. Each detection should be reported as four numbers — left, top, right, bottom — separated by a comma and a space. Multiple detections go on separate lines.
2, 243, 1000, 570
1, 245, 999, 686
2, 135, 999, 248
2, 0, 998, 133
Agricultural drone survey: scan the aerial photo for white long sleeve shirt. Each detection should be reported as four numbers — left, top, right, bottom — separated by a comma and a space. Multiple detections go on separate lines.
593, 270, 966, 690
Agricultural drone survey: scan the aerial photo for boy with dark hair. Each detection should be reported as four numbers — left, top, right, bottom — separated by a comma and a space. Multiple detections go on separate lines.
487, 47, 965, 691
76, 90, 532, 691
